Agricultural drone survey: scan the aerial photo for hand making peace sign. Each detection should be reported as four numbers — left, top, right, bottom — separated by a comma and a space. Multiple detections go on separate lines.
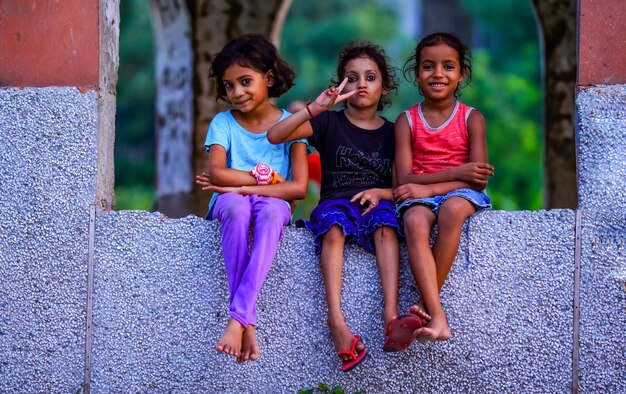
307, 77, 356, 117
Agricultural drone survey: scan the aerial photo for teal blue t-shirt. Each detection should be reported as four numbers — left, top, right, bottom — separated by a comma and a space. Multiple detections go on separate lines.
204, 109, 307, 214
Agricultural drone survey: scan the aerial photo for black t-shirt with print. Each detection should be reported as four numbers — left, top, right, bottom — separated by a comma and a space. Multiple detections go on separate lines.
309, 110, 394, 202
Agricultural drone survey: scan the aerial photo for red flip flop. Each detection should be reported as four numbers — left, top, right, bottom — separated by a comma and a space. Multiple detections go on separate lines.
338, 335, 367, 372
383, 313, 422, 352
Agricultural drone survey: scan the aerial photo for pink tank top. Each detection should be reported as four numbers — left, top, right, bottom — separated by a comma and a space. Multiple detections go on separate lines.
406, 101, 473, 174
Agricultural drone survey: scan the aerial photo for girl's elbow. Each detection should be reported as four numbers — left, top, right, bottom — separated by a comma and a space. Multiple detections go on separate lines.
293, 181, 308, 199
295, 187, 307, 200
267, 132, 281, 144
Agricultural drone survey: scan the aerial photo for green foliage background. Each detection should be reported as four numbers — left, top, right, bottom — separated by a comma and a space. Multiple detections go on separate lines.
115, 0, 155, 210
115, 0, 543, 213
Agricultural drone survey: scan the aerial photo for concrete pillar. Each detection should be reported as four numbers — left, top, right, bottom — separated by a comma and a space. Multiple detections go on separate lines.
0, 0, 118, 391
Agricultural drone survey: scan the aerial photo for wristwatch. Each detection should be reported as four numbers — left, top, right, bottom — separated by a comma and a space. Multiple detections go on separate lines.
251, 164, 273, 185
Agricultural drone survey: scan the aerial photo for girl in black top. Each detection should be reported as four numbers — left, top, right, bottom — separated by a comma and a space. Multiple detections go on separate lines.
268, 42, 420, 371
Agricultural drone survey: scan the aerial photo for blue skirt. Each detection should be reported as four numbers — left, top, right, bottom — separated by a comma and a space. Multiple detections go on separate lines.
396, 188, 491, 217
297, 198, 403, 255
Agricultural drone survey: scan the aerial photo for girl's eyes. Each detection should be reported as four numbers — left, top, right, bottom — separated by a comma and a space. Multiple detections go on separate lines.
223, 78, 252, 89
420, 63, 456, 71
346, 75, 377, 83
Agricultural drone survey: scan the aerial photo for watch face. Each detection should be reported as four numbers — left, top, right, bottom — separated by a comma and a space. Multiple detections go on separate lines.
253, 164, 272, 184
255, 164, 271, 176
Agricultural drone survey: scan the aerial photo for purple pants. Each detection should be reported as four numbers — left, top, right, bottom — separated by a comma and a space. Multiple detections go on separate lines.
211, 193, 291, 327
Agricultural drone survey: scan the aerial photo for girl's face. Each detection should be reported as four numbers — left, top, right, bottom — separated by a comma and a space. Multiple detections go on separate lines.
342, 57, 387, 109
417, 43, 464, 102
222, 64, 273, 113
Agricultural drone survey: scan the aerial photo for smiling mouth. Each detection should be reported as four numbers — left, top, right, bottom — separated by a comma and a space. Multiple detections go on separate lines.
429, 83, 447, 88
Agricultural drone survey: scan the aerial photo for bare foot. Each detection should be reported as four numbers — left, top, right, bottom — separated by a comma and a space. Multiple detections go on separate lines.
409, 304, 432, 325
328, 318, 365, 363
215, 318, 244, 358
238, 325, 260, 363
413, 316, 452, 343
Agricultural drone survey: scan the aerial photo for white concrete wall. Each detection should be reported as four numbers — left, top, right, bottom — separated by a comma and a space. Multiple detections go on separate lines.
0, 85, 624, 392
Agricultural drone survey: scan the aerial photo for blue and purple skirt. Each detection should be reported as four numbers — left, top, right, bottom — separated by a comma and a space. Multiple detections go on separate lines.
297, 198, 403, 255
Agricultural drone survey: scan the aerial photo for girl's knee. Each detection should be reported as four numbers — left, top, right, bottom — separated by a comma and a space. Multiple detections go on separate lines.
438, 198, 475, 225
216, 194, 251, 221
220, 204, 251, 223
323, 225, 345, 245
253, 198, 290, 225
403, 208, 434, 238
255, 207, 288, 227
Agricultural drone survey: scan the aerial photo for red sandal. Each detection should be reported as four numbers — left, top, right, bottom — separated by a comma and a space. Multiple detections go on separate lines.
382, 313, 422, 352
338, 335, 367, 372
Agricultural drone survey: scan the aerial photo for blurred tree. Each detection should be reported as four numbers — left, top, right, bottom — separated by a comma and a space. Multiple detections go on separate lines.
422, 0, 473, 43
531, 0, 577, 209
148, 0, 195, 218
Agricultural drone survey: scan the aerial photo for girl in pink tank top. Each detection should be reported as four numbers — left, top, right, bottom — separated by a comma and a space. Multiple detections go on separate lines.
392, 32, 494, 344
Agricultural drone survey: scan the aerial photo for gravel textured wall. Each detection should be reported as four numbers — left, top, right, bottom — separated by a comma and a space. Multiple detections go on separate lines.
576, 85, 626, 210
579, 211, 626, 392
0, 85, 624, 393
0, 88, 97, 392
576, 85, 626, 392
91, 209, 575, 393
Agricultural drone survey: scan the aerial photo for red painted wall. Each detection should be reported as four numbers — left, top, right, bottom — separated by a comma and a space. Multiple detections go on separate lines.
0, 1, 99, 87
579, 0, 626, 85
1, 1, 623, 88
